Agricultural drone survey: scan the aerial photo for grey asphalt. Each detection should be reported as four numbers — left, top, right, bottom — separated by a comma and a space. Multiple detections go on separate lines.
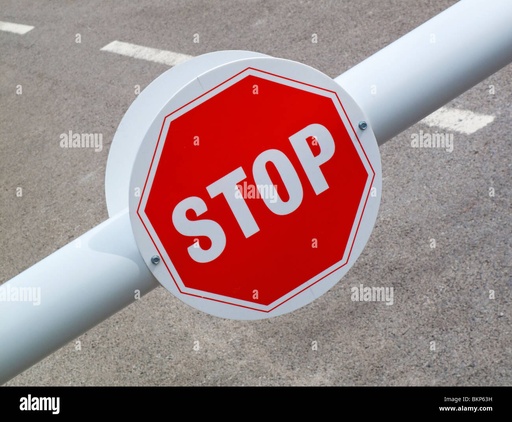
1, 0, 511, 386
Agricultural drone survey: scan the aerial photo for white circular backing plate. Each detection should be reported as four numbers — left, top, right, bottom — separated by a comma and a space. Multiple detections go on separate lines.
126, 52, 382, 320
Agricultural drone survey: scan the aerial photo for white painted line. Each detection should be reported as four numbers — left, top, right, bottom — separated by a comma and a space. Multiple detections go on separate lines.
0, 21, 34, 35
421, 106, 495, 135
99, 41, 496, 137
100, 40, 193, 67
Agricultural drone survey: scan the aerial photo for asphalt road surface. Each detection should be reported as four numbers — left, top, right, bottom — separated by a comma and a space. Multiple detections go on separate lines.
1, 0, 511, 387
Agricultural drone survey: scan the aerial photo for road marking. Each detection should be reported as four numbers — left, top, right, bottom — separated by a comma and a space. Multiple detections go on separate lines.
100, 40, 193, 67
0, 21, 34, 35
421, 106, 495, 135
99, 41, 496, 136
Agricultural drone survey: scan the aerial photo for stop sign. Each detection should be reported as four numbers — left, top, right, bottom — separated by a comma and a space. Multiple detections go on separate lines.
129, 53, 381, 319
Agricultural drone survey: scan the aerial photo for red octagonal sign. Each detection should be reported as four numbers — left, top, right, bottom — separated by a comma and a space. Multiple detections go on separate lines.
130, 54, 381, 319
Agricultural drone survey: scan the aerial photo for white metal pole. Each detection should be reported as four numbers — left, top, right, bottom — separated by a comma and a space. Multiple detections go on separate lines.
0, 210, 159, 384
1, 0, 512, 384
335, 0, 512, 145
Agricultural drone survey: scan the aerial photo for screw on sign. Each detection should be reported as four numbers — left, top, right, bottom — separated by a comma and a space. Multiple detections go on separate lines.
130, 56, 381, 320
